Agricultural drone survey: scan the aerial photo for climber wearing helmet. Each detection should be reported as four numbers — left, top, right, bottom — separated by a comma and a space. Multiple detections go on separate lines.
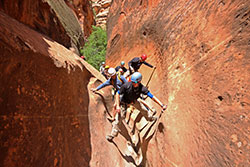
99, 61, 106, 73
115, 61, 127, 75
106, 72, 167, 141
102, 65, 110, 79
124, 54, 156, 78
91, 67, 127, 94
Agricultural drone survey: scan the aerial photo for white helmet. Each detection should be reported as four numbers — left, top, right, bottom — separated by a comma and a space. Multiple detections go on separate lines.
108, 68, 116, 76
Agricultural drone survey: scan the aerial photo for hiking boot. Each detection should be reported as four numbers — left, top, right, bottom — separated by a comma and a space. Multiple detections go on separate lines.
120, 109, 126, 119
106, 127, 119, 142
148, 108, 157, 121
106, 135, 114, 142
127, 141, 137, 154
148, 108, 156, 118
148, 116, 158, 122
107, 116, 115, 122
135, 153, 143, 166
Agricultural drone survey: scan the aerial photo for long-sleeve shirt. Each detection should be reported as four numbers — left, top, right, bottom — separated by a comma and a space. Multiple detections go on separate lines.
128, 57, 153, 72
96, 75, 128, 91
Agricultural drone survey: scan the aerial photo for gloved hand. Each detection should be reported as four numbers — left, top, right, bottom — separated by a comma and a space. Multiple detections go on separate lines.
162, 104, 167, 111
91, 88, 97, 93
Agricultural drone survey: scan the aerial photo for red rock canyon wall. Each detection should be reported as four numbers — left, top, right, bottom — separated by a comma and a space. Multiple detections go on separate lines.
105, 0, 250, 166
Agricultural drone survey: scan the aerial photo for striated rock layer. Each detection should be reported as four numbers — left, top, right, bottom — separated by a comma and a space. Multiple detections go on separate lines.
105, 0, 250, 166
0, 0, 94, 51
65, 0, 95, 38
0, 11, 93, 167
92, 0, 112, 29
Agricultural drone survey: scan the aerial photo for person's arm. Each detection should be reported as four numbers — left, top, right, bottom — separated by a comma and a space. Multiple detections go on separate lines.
128, 58, 139, 72
143, 61, 154, 68
115, 91, 121, 112
128, 60, 134, 72
121, 75, 128, 83
115, 66, 120, 72
147, 91, 167, 110
128, 59, 132, 67
91, 80, 110, 92
122, 67, 127, 72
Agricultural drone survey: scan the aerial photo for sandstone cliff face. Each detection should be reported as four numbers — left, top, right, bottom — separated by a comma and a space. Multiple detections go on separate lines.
0, 0, 249, 167
92, 0, 112, 29
0, 0, 94, 51
105, 0, 250, 166
0, 11, 93, 167
65, 0, 95, 37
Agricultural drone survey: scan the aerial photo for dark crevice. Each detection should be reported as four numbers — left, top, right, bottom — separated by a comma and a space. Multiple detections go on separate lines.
218, 96, 223, 101
158, 123, 164, 133
120, 11, 126, 16
110, 34, 121, 48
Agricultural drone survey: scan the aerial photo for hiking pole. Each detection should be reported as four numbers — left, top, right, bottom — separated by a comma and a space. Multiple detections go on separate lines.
141, 67, 156, 100
145, 67, 156, 88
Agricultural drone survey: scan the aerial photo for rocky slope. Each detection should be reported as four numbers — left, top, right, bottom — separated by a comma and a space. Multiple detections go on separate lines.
105, 0, 250, 166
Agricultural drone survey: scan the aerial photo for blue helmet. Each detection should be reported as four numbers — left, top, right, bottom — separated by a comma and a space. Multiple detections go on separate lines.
121, 61, 125, 65
131, 72, 142, 83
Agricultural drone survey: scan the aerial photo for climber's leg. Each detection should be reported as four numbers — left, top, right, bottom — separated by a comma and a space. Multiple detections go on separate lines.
106, 104, 127, 142
133, 100, 157, 121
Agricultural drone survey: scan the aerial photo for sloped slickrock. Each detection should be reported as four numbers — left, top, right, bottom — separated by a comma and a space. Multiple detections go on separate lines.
0, 11, 92, 167
0, 0, 91, 51
88, 77, 162, 166
105, 0, 250, 166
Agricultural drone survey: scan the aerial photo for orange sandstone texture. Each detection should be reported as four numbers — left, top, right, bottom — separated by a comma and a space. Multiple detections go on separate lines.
65, 0, 95, 37
0, 0, 94, 50
105, 0, 250, 166
0, 12, 92, 167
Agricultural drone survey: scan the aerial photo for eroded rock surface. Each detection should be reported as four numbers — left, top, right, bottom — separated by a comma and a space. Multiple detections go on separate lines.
92, 0, 112, 29
0, 0, 93, 51
0, 11, 92, 167
0, 0, 249, 167
65, 0, 95, 38
105, 0, 250, 166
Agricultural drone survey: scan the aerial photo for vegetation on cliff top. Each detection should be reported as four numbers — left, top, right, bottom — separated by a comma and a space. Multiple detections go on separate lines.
80, 26, 107, 70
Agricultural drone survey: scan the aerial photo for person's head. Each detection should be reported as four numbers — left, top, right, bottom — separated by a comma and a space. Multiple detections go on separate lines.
121, 61, 125, 67
101, 62, 105, 67
140, 54, 147, 62
108, 68, 116, 79
104, 65, 109, 71
131, 72, 142, 88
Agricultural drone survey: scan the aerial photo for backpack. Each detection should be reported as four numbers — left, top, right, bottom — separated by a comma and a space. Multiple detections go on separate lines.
117, 72, 124, 84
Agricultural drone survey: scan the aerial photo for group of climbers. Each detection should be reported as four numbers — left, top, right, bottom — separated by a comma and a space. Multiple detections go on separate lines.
106, 72, 167, 141
92, 54, 167, 142
91, 67, 127, 95
99, 62, 111, 79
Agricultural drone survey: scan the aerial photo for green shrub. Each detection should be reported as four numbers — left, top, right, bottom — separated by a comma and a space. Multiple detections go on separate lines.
80, 26, 107, 70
